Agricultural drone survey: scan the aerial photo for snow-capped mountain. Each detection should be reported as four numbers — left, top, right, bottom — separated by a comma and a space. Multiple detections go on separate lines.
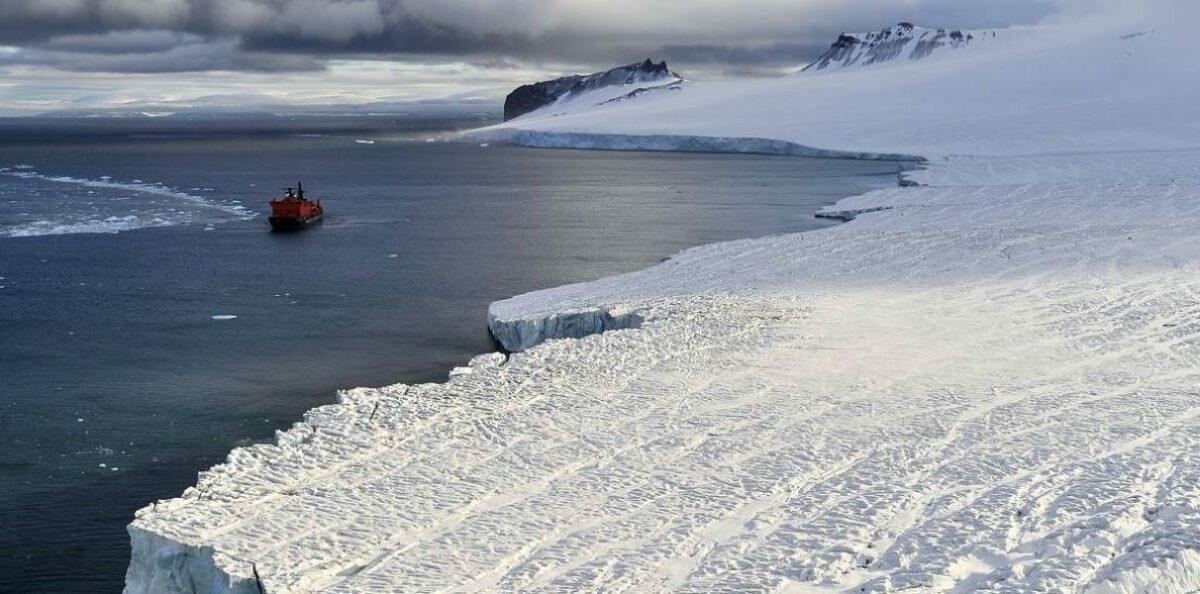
801, 22, 999, 73
476, 10, 1194, 159
503, 59, 680, 121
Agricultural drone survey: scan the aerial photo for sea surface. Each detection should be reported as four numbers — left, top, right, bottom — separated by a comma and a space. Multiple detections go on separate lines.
0, 114, 905, 591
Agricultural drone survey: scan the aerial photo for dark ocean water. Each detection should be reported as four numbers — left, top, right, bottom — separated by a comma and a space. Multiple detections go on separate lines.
0, 115, 904, 592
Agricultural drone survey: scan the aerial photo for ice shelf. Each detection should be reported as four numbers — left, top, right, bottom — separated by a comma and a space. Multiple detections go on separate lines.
127, 4, 1200, 593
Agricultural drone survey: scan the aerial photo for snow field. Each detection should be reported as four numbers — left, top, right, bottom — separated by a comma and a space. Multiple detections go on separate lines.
127, 151, 1200, 592
126, 4, 1200, 591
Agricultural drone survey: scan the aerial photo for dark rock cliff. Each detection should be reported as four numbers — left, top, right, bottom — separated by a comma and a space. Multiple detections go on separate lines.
503, 59, 678, 121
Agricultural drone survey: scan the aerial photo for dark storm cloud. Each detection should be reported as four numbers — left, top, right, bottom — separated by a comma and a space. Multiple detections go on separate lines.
40, 30, 204, 54
0, 41, 323, 73
237, 13, 529, 56
0, 0, 1060, 75
658, 43, 829, 68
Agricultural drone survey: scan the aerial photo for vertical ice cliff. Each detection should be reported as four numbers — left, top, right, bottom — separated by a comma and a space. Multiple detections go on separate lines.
487, 304, 643, 352
125, 528, 258, 594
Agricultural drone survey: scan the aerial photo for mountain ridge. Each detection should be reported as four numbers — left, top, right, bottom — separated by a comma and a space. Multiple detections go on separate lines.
801, 22, 999, 73
502, 59, 679, 122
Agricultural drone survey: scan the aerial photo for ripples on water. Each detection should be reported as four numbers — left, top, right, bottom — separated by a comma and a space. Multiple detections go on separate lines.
0, 115, 906, 591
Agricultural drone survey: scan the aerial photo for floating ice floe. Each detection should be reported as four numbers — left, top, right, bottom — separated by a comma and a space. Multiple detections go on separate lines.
2, 216, 149, 237
0, 171, 254, 239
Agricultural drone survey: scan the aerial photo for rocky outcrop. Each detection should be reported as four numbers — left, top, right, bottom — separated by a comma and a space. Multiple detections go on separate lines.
503, 59, 679, 121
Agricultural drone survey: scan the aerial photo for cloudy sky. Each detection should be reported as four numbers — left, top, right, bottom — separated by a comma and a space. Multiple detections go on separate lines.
0, 0, 1059, 115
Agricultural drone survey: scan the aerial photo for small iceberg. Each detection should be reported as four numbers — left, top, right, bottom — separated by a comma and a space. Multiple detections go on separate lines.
211, 315, 238, 321
355, 139, 375, 145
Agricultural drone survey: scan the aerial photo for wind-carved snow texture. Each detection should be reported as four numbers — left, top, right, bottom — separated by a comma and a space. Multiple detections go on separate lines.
127, 150, 1200, 594
128, 6, 1200, 593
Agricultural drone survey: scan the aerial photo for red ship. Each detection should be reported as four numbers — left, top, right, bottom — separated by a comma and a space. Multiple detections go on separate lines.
268, 182, 324, 231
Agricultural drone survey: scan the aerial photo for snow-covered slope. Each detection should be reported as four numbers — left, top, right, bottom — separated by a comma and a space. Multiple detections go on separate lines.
126, 4, 1200, 593
503, 59, 681, 121
800, 23, 1002, 73
473, 8, 1198, 158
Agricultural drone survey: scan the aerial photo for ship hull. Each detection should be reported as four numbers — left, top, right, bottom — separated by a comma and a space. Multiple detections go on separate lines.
268, 213, 323, 231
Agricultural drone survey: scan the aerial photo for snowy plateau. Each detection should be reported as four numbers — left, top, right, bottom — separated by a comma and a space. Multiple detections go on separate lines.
127, 3, 1200, 593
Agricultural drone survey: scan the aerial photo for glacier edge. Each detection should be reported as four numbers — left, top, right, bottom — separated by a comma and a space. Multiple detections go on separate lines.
466, 129, 924, 162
